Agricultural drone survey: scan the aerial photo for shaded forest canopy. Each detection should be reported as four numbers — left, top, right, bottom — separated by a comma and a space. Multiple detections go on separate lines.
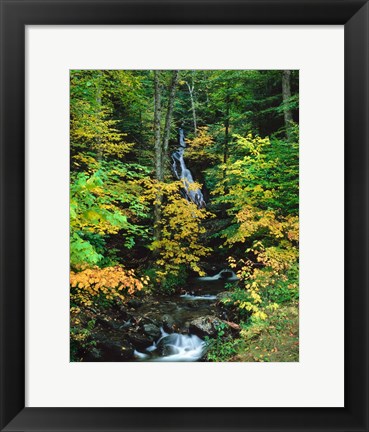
70, 70, 299, 362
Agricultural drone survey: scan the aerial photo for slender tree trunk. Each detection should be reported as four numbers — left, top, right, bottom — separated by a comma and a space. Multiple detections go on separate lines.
154, 71, 163, 181
186, 79, 197, 136
162, 70, 179, 173
154, 70, 179, 243
153, 71, 163, 243
282, 70, 293, 141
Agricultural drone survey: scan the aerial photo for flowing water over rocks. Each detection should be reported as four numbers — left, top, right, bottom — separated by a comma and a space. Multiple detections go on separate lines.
79, 270, 238, 362
130, 270, 238, 362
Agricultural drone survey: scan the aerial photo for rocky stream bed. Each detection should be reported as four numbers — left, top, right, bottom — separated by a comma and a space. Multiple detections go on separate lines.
73, 271, 240, 362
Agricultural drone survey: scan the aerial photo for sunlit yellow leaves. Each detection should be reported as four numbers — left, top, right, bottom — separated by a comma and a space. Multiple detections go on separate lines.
232, 133, 271, 157
226, 205, 299, 248
139, 179, 214, 277
70, 266, 149, 306
185, 127, 220, 166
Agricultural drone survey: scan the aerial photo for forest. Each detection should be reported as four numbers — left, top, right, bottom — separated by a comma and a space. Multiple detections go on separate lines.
70, 69, 299, 362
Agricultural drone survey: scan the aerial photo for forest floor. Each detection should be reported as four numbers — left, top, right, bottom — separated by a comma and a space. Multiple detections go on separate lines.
230, 301, 299, 362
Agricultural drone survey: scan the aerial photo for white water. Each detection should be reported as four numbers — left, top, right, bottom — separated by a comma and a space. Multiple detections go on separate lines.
133, 350, 150, 360
153, 333, 205, 362
197, 269, 239, 282
172, 128, 206, 208
134, 328, 205, 362
180, 293, 217, 301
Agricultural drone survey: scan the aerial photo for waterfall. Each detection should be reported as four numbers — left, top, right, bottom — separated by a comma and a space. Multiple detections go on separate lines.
171, 128, 206, 208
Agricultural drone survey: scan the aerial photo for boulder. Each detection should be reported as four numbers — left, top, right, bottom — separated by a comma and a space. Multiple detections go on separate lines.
85, 333, 134, 361
216, 291, 231, 301
189, 316, 223, 338
127, 331, 153, 350
143, 323, 161, 340
162, 314, 175, 333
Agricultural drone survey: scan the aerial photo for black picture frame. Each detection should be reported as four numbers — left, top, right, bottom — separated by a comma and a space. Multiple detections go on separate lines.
1, 1, 368, 431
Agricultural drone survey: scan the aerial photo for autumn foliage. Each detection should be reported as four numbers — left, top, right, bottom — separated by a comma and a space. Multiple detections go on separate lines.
70, 265, 149, 306
69, 69, 299, 362
139, 179, 213, 278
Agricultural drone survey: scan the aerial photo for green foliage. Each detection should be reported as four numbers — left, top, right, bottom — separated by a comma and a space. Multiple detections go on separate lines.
219, 287, 256, 322
70, 157, 149, 269
144, 266, 188, 295
205, 322, 239, 362
262, 263, 299, 304
70, 317, 98, 361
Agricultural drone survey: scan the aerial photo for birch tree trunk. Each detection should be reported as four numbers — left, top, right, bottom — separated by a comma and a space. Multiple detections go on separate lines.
186, 78, 197, 136
282, 70, 293, 142
153, 70, 163, 243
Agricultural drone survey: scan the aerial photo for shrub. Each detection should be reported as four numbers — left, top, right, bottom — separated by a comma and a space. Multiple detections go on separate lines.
70, 265, 149, 307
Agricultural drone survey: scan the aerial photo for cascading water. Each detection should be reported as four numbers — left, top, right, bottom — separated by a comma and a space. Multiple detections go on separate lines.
131, 269, 239, 362
134, 328, 206, 362
128, 268, 239, 362
196, 269, 239, 282
172, 128, 206, 208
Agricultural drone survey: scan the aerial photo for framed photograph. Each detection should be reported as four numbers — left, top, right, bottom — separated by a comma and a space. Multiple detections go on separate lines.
1, 0, 368, 431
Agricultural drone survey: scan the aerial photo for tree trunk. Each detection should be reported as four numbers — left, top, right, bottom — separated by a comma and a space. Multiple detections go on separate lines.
186, 78, 197, 136
162, 70, 179, 173
154, 70, 163, 181
153, 71, 163, 243
282, 70, 293, 141
154, 70, 179, 243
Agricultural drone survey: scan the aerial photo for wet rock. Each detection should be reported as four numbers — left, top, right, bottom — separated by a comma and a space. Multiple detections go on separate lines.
219, 270, 234, 279
143, 323, 161, 340
216, 291, 231, 300
96, 316, 122, 330
189, 315, 223, 338
156, 334, 183, 356
84, 333, 134, 362
127, 331, 153, 350
162, 314, 175, 333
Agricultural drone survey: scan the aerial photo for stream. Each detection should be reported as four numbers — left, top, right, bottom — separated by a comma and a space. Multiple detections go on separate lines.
132, 270, 238, 362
